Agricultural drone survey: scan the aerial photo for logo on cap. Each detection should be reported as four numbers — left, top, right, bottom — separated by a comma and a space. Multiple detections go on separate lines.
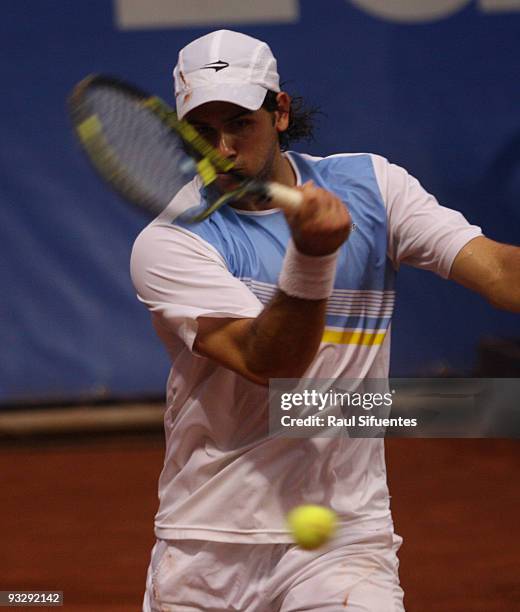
200, 60, 230, 72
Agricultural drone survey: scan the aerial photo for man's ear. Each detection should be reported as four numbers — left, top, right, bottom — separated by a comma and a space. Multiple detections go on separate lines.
274, 92, 291, 132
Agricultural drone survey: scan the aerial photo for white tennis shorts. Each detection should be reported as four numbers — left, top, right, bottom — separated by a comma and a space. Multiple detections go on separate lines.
143, 527, 405, 611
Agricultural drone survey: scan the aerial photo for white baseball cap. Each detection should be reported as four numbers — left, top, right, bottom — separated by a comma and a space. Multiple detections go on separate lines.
173, 30, 280, 119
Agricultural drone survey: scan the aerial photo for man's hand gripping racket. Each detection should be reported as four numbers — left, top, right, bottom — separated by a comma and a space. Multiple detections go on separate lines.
67, 75, 303, 223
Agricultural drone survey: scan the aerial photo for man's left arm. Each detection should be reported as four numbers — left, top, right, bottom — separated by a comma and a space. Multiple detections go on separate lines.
450, 236, 520, 313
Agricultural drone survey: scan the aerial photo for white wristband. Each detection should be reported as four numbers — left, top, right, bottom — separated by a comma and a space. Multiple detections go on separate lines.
278, 240, 339, 300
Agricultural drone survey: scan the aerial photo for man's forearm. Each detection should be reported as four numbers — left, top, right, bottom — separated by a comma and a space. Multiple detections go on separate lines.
243, 290, 327, 379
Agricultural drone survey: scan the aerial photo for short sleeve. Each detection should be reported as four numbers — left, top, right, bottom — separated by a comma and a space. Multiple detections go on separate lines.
130, 222, 263, 350
371, 155, 483, 278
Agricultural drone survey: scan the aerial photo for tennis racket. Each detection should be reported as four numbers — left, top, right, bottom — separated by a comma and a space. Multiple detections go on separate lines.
68, 74, 303, 222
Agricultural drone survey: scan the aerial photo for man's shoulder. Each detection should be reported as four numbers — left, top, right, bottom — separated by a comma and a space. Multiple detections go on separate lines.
293, 150, 373, 161
130, 207, 226, 284
131, 178, 205, 251
288, 151, 394, 193
288, 150, 390, 176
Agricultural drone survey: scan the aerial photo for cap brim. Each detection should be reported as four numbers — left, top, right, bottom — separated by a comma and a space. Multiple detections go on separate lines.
177, 83, 268, 119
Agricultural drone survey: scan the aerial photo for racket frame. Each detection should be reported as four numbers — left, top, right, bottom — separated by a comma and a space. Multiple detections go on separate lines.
68, 74, 302, 221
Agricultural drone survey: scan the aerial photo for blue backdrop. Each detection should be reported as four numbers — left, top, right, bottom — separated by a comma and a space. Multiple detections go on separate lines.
1, 0, 519, 403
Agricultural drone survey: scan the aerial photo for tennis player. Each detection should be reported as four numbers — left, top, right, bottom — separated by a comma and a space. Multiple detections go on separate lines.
131, 29, 520, 611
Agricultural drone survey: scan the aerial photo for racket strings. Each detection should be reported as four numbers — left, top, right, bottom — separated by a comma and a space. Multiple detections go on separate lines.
70, 76, 251, 221
83, 86, 196, 212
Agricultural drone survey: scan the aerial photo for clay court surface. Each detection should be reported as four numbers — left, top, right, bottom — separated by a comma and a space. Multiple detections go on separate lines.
1, 427, 518, 611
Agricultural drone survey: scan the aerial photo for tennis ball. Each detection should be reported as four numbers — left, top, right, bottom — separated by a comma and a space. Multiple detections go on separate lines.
287, 504, 337, 550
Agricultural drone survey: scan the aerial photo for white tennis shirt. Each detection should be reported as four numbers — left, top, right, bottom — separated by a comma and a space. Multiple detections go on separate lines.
130, 152, 482, 543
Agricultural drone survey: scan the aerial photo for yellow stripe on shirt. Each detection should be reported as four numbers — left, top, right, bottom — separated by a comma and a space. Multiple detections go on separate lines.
322, 328, 387, 346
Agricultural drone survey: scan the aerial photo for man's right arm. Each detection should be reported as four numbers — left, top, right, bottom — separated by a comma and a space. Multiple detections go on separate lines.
194, 182, 352, 385
194, 293, 327, 385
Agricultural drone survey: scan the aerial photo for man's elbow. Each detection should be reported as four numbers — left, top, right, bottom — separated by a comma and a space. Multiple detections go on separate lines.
484, 270, 520, 313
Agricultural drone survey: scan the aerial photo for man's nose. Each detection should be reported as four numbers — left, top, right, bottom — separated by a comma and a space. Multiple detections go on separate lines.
216, 133, 237, 159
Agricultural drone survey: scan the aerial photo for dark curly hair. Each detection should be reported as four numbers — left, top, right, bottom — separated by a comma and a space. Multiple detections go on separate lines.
262, 90, 319, 151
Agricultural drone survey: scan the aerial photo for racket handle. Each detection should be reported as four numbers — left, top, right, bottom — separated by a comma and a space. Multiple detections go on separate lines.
266, 182, 303, 209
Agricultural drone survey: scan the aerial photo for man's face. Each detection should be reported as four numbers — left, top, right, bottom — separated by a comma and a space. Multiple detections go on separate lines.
186, 99, 287, 194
